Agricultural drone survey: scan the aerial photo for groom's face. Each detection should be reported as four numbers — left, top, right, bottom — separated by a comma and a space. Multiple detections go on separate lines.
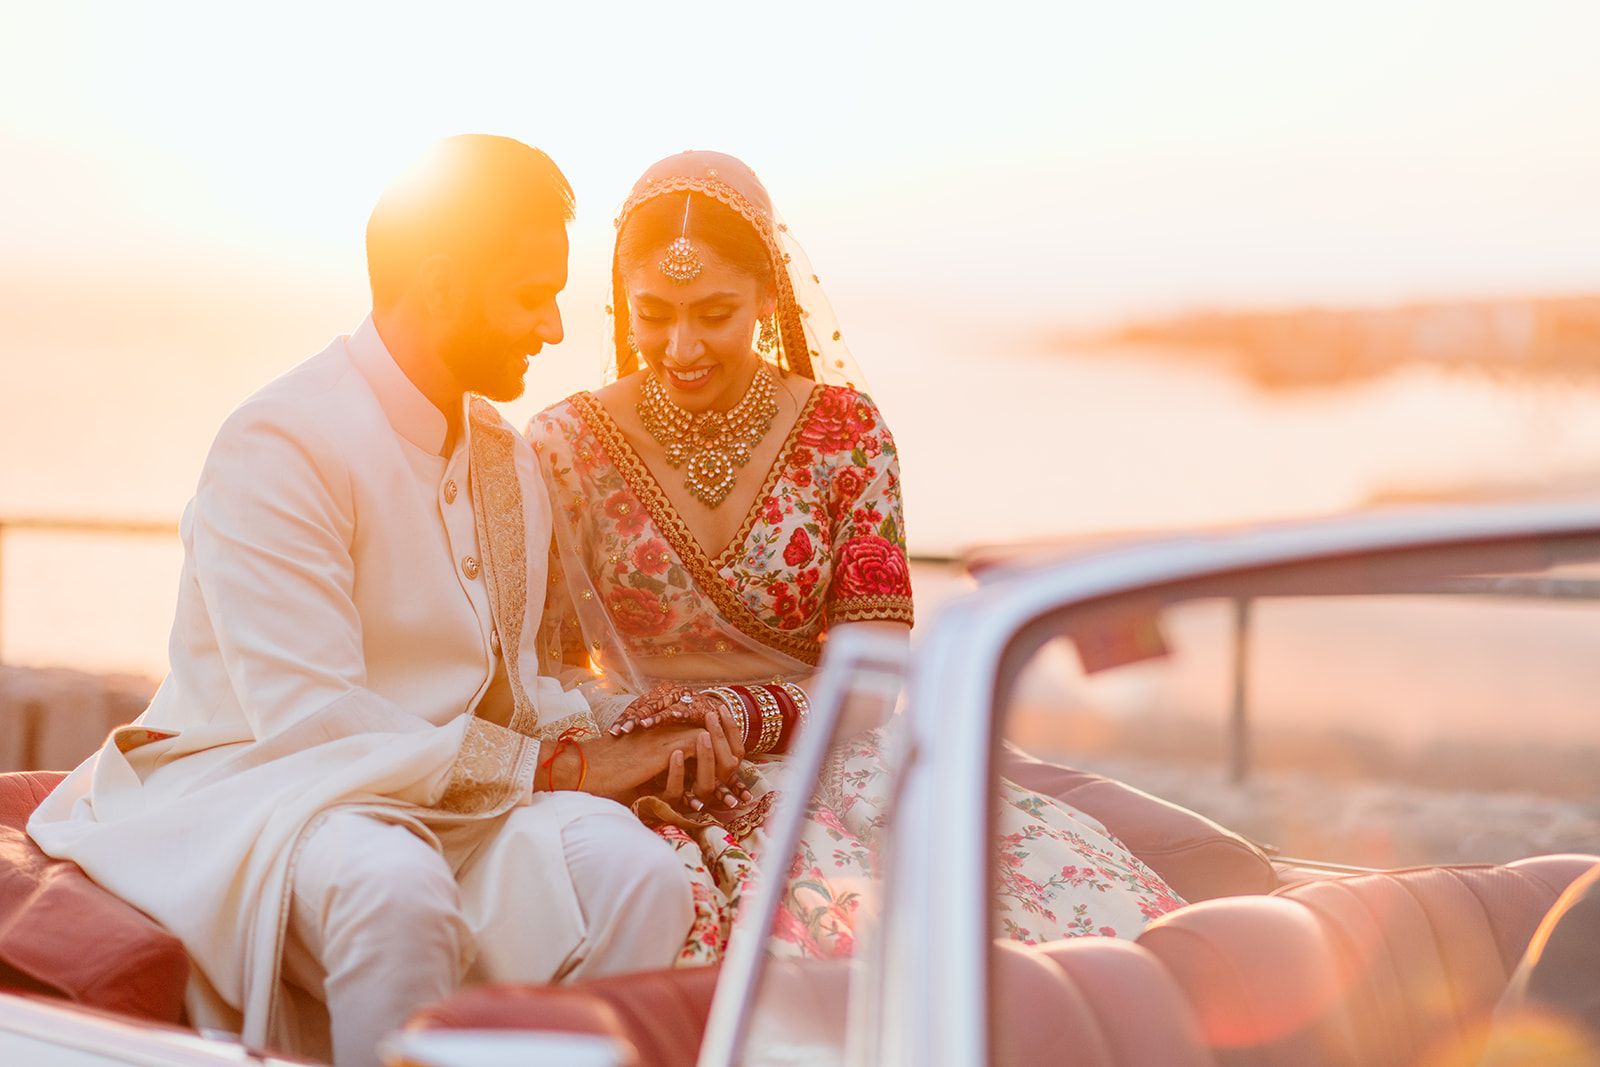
440, 222, 568, 402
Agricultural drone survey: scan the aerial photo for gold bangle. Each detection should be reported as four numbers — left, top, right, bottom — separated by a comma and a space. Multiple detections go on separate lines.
778, 681, 810, 729
750, 685, 784, 754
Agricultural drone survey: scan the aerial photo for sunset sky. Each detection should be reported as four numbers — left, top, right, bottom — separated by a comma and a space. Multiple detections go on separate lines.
7, 2, 1600, 315
5, 2, 1600, 672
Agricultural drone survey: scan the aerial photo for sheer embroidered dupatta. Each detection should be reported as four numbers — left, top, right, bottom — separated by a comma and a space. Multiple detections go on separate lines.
531, 402, 813, 723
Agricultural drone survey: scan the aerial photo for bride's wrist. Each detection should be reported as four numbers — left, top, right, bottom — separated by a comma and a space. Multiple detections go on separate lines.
698, 682, 809, 755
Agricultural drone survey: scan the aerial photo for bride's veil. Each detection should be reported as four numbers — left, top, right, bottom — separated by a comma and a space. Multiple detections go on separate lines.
599, 150, 868, 393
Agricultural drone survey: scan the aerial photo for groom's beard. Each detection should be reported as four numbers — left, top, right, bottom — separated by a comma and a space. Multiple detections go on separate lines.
441, 303, 529, 403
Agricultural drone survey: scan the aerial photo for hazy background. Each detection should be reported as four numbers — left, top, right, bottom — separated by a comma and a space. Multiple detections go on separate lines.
4, 1, 1600, 675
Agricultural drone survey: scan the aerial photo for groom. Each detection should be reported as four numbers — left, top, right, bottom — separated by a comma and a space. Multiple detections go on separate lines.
29, 136, 706, 1067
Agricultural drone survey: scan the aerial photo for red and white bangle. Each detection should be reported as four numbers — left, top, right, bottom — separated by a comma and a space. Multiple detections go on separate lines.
749, 685, 784, 754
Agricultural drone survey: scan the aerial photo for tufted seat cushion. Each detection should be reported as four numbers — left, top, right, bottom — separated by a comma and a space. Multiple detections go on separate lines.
1012, 937, 1216, 1066
1137, 854, 1600, 1067
0, 770, 190, 1024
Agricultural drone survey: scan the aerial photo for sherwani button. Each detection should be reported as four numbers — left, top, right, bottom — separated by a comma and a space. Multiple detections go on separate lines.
443, 479, 458, 504
490, 628, 501, 654
461, 556, 480, 580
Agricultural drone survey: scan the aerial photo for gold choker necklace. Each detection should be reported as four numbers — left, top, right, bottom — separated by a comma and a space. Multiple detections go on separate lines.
639, 363, 779, 507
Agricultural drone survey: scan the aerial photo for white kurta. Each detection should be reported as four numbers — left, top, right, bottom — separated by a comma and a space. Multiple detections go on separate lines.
28, 317, 601, 1050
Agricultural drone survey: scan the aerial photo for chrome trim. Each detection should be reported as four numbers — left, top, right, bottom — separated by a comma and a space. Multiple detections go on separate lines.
873, 501, 1600, 1067
697, 625, 910, 1067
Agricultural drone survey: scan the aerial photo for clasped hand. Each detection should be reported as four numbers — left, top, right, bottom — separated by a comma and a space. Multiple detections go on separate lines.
611, 683, 752, 811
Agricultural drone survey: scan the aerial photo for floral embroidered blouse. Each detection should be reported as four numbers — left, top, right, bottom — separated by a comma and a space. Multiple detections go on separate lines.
528, 384, 914, 673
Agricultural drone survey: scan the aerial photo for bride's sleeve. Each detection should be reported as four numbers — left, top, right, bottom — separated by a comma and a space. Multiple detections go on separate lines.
825, 394, 915, 628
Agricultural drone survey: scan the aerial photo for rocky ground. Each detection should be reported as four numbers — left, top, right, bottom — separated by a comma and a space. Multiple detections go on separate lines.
1068, 752, 1600, 868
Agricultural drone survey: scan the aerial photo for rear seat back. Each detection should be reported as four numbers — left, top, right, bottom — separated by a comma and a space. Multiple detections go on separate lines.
1138, 854, 1600, 1067
1137, 896, 1361, 1066
1273, 854, 1598, 1067
415, 854, 1600, 1066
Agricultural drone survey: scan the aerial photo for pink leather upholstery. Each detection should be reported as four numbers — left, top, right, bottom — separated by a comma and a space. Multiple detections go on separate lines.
1138, 896, 1363, 1066
417, 945, 1219, 1067
0, 771, 190, 1024
410, 962, 731, 1067
1017, 938, 1216, 1066
1138, 855, 1600, 1067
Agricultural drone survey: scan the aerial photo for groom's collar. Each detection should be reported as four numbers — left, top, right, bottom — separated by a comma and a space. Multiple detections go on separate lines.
346, 314, 455, 457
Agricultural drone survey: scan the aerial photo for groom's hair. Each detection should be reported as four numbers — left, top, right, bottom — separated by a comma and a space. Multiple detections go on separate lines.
366, 135, 574, 310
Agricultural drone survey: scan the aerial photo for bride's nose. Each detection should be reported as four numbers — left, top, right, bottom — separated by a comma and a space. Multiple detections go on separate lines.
664, 321, 700, 363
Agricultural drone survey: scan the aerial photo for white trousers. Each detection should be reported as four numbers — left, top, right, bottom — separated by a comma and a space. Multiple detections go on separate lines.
281, 792, 694, 1067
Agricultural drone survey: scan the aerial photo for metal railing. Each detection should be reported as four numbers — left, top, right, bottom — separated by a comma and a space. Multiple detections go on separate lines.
0, 515, 957, 668
6, 516, 1593, 787
0, 517, 181, 667
1224, 575, 1600, 783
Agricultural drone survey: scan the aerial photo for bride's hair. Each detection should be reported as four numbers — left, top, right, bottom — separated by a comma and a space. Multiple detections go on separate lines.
616, 192, 774, 292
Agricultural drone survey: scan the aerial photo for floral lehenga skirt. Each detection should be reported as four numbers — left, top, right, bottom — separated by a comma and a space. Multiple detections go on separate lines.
638, 728, 1186, 966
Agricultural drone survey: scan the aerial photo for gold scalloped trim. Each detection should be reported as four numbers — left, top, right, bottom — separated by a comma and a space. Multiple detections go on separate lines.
830, 596, 915, 626
571, 391, 824, 666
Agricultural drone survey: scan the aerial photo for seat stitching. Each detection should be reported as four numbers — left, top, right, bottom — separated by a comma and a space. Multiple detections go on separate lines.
1148, 923, 1277, 1054
1394, 871, 1482, 1035
1310, 879, 1416, 1061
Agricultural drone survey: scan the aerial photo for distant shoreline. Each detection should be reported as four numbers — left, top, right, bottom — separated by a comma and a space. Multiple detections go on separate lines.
1067, 294, 1600, 389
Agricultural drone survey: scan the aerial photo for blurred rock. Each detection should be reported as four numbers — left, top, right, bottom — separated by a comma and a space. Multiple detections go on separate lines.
0, 666, 156, 772
1071, 753, 1600, 867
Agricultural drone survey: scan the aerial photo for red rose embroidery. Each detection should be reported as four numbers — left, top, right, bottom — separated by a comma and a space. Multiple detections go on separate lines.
631, 538, 672, 576
761, 495, 784, 527
834, 535, 911, 600
604, 490, 648, 537
831, 466, 870, 517
607, 585, 674, 637
796, 566, 822, 597
798, 390, 875, 454
783, 527, 814, 567
851, 506, 884, 533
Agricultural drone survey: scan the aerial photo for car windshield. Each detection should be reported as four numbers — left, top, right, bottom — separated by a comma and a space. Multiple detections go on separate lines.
712, 629, 911, 1067
719, 523, 1600, 1067
1000, 550, 1600, 871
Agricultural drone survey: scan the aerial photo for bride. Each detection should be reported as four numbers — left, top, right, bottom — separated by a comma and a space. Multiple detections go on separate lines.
526, 151, 1182, 963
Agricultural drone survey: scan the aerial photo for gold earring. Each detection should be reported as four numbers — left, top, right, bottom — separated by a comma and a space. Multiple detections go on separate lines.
757, 316, 779, 355
626, 328, 639, 354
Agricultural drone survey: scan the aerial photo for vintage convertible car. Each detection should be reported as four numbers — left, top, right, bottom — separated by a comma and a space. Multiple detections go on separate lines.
2, 502, 1598, 1065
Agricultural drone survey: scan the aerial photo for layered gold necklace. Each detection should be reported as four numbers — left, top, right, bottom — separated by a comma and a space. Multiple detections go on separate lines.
639, 363, 779, 507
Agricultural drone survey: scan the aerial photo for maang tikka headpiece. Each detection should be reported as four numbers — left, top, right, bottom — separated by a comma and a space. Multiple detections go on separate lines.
657, 194, 703, 284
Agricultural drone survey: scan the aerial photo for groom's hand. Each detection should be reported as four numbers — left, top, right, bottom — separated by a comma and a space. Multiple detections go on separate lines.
575, 722, 721, 802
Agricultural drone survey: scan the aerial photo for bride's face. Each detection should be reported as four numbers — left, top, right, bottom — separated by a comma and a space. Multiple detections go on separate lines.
623, 250, 776, 413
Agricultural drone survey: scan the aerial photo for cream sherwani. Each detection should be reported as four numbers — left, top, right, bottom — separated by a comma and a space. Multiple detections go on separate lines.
28, 318, 691, 1064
